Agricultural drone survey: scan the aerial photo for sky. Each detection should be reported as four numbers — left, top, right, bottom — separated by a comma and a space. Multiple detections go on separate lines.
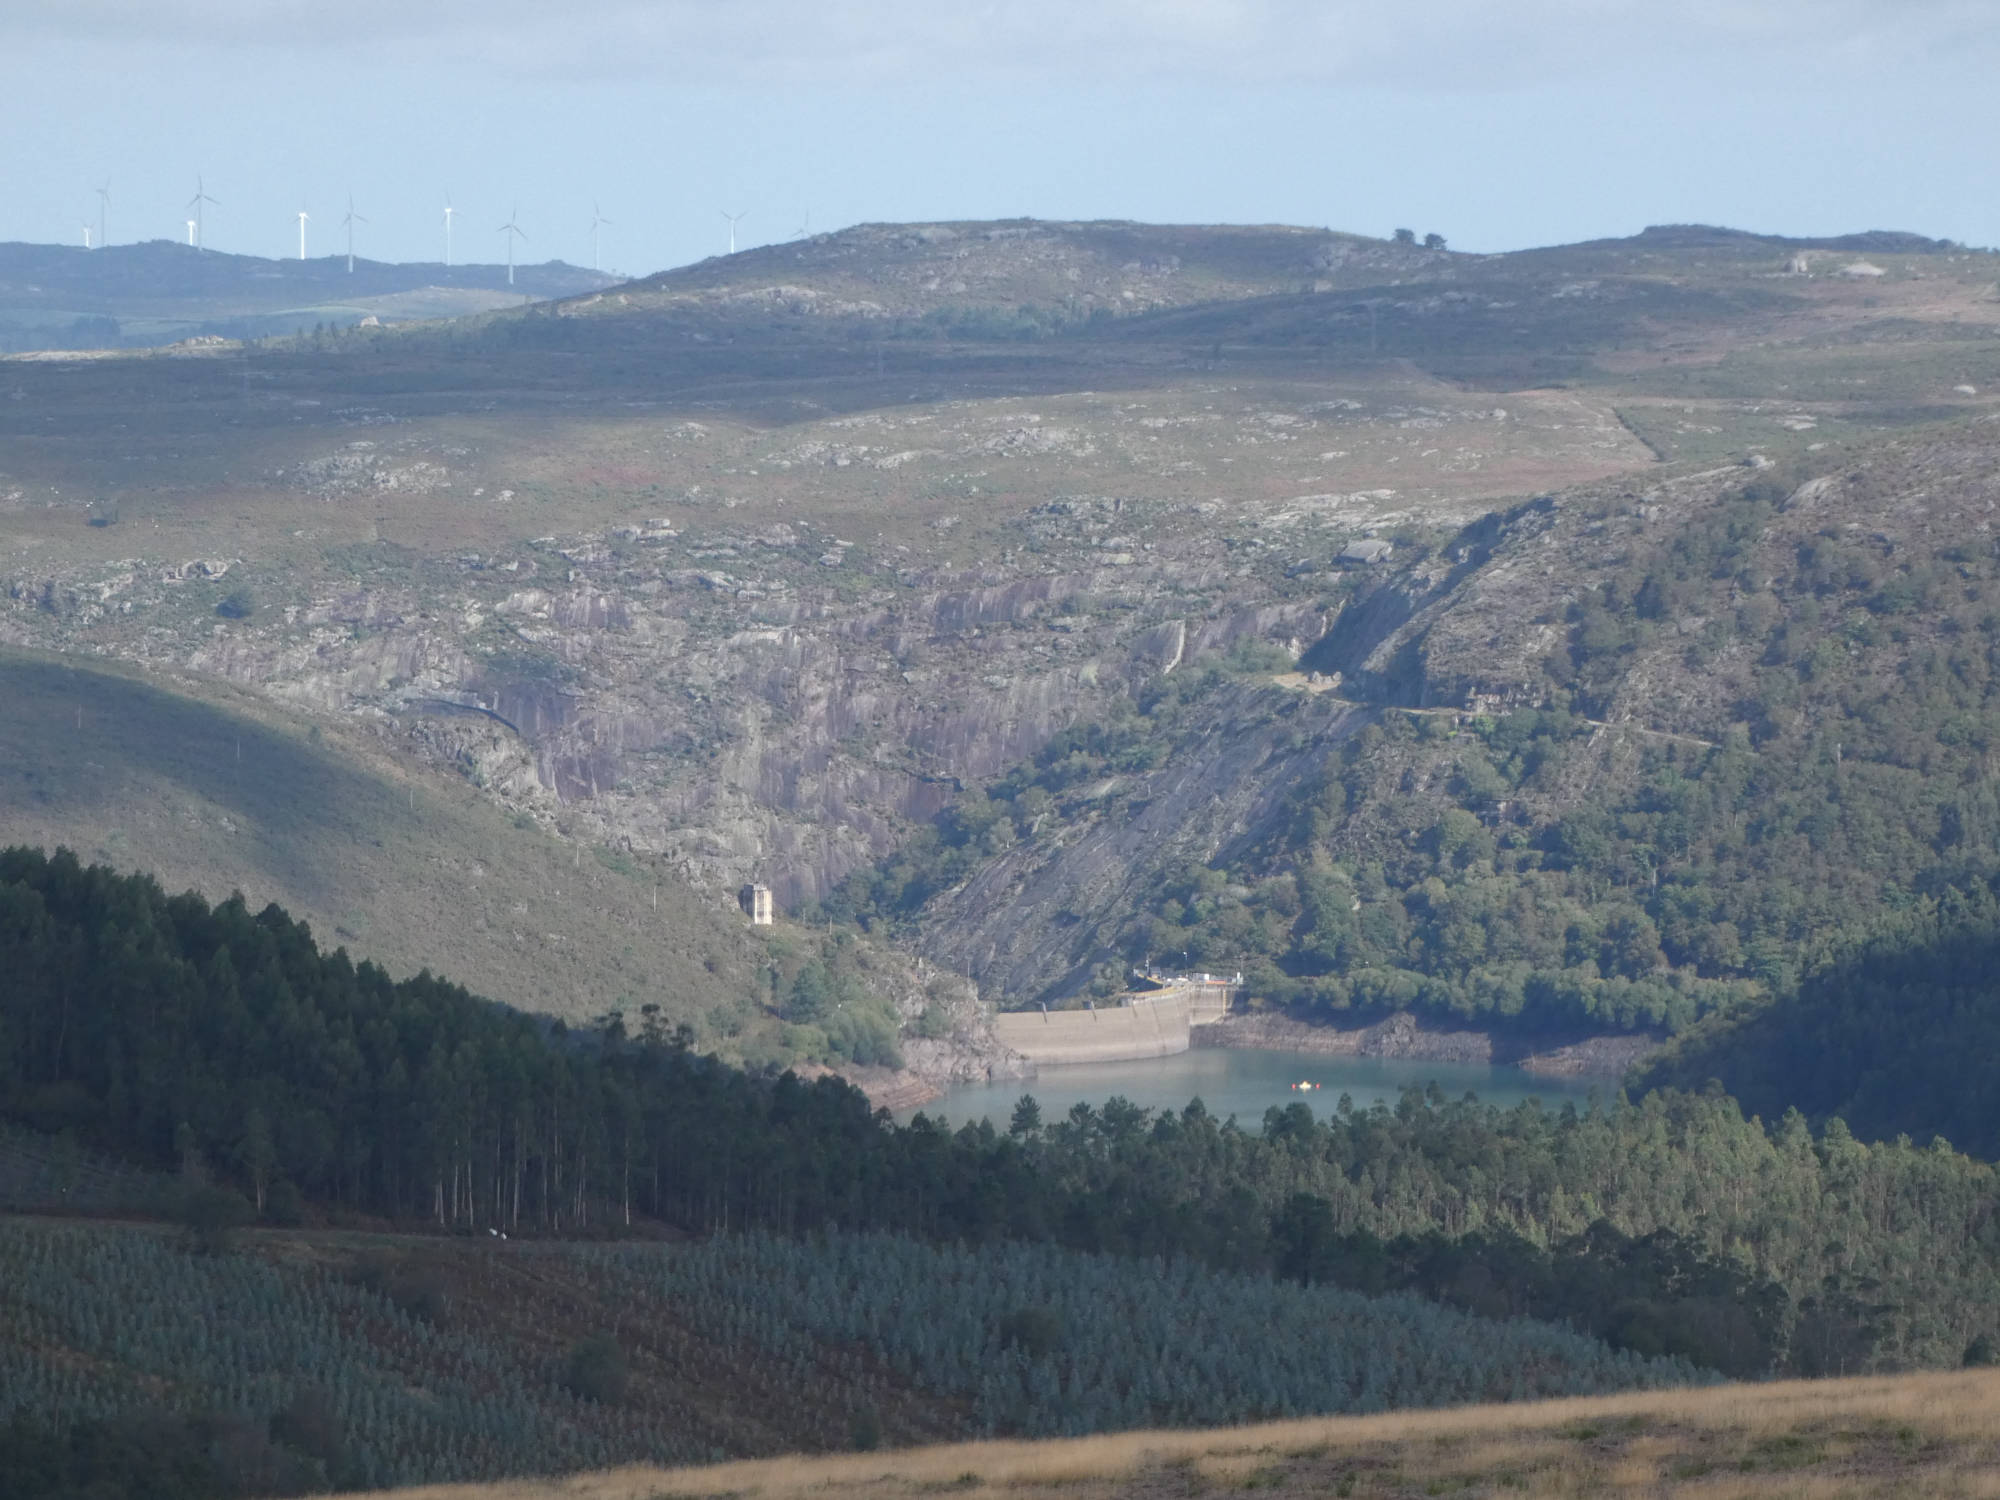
4, 2, 1998, 276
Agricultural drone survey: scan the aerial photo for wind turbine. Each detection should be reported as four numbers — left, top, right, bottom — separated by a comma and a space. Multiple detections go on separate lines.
296, 206, 310, 261
185, 219, 196, 247
95, 180, 109, 248
342, 194, 367, 273
721, 209, 747, 255
498, 205, 527, 286
590, 202, 611, 273
187, 176, 218, 251
80, 225, 93, 249
443, 195, 456, 268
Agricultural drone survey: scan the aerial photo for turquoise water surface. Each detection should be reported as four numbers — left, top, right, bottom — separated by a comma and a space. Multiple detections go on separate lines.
902, 1045, 1604, 1128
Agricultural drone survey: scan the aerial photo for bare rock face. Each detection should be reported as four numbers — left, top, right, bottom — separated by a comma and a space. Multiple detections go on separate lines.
27, 393, 1985, 1042
112, 534, 1325, 922
827, 955, 1034, 1108
899, 1032, 1036, 1091
0, 463, 1609, 1028
917, 685, 1371, 1001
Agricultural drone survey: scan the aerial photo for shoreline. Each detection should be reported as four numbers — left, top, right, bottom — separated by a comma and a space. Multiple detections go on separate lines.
840, 1008, 1658, 1110
1191, 1010, 1660, 1079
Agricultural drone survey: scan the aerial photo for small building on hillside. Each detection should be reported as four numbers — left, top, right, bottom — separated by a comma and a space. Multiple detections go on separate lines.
739, 884, 773, 926
1340, 538, 1395, 566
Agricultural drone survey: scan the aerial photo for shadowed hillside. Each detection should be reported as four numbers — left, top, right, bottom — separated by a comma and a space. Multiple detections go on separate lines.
0, 648, 764, 1037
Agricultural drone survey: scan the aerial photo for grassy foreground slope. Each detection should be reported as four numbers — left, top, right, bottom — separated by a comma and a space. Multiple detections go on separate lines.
368, 1368, 2000, 1500
0, 648, 763, 1036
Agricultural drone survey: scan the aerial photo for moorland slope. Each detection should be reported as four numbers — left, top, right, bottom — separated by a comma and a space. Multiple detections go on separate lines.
5, 217, 2000, 1076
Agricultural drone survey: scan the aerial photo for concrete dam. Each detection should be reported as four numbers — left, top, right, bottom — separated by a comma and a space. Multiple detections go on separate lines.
991, 982, 1234, 1066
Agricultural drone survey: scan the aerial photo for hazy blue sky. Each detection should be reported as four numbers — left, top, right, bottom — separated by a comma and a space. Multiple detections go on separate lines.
4, 2, 1996, 274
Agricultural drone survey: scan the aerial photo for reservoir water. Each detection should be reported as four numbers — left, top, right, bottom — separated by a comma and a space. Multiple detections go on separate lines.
905, 1046, 1603, 1128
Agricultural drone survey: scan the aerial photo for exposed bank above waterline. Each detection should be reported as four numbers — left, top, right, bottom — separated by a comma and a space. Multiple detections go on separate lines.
1192, 1010, 1660, 1079
850, 1006, 1657, 1115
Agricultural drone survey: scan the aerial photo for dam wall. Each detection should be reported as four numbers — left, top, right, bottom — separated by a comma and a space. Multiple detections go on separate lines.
992, 985, 1231, 1065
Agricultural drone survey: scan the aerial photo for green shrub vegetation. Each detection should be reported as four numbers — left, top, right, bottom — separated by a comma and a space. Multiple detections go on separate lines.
770, 944, 905, 1069
821, 474, 2000, 1047
560, 1333, 631, 1406
1640, 875, 2000, 1156
1261, 474, 2000, 1031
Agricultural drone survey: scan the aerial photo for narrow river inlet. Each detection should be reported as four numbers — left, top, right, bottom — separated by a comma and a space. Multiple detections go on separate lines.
903, 1046, 1606, 1128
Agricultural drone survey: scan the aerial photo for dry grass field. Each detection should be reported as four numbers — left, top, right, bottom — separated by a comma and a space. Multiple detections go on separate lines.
360, 1370, 2000, 1500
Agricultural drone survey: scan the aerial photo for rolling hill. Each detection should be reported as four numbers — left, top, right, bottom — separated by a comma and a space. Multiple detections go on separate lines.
346, 1368, 2000, 1500
0, 239, 617, 352
3, 215, 2000, 1092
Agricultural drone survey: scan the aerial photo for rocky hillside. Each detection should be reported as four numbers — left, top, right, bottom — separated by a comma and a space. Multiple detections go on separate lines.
871, 424, 2000, 1038
4, 218, 1999, 1056
604, 220, 1450, 326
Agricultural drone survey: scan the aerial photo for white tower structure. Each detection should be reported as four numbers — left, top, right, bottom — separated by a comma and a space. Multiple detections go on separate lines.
342, 195, 366, 273
187, 177, 218, 251
498, 206, 527, 286
590, 203, 611, 273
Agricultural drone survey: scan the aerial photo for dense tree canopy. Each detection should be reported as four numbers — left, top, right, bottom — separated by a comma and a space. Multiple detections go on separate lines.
1639, 874, 2000, 1157
5, 844, 2000, 1383
821, 478, 2000, 1041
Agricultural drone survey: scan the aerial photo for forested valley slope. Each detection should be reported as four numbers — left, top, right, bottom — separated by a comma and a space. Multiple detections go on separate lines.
837, 431, 2000, 1052
5, 846, 2000, 1499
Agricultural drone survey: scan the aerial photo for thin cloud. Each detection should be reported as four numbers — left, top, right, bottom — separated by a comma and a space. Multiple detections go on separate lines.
9, 0, 1996, 84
